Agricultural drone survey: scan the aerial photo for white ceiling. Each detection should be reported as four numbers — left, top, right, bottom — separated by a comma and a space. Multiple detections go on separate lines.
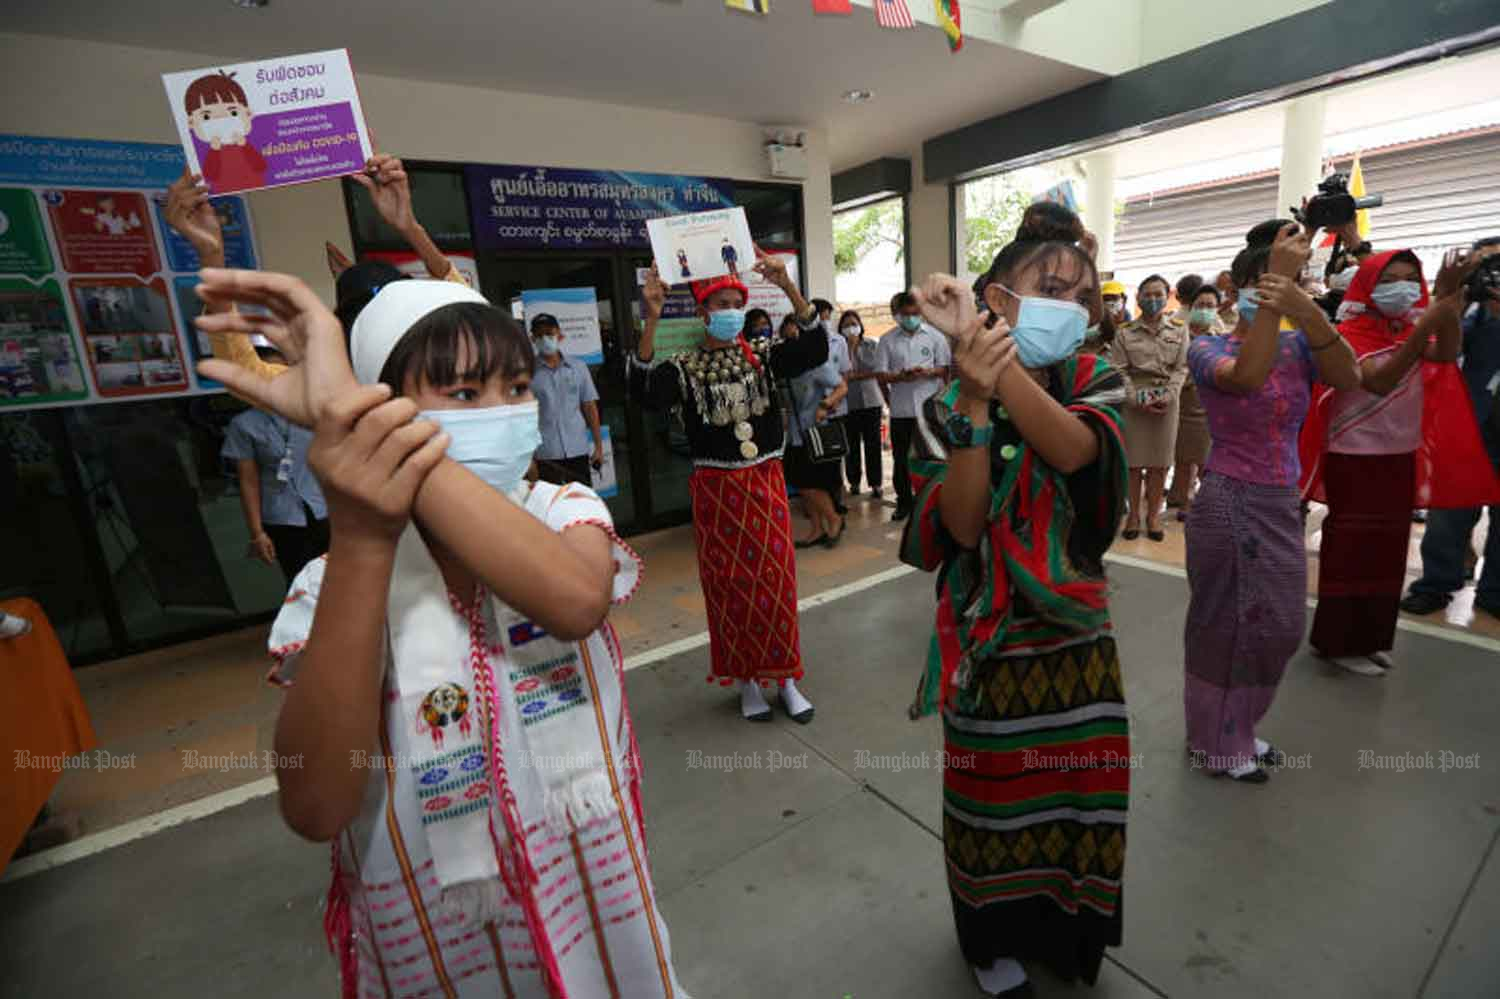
5, 0, 1101, 172
1109, 44, 1500, 193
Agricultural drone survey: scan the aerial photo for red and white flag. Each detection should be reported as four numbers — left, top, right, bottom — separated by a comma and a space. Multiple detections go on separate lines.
874, 0, 915, 28
812, 0, 853, 12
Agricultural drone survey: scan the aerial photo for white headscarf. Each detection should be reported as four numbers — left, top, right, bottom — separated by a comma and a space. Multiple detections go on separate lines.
348, 279, 490, 384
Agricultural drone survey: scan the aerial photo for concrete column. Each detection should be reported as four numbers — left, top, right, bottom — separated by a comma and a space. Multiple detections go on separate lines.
905, 142, 953, 288
1080, 149, 1117, 272
1276, 94, 1327, 220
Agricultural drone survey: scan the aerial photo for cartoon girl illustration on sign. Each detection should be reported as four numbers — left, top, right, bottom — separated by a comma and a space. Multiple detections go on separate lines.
184, 71, 267, 194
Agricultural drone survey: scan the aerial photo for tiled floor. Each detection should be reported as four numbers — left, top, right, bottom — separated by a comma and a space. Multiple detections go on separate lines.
19, 476, 1498, 848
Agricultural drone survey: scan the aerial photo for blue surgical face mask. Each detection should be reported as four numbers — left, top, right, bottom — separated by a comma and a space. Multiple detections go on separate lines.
997, 284, 1088, 368
705, 308, 747, 341
898, 314, 923, 333
1237, 288, 1260, 326
535, 335, 560, 357
419, 401, 540, 497
1189, 308, 1217, 328
1140, 297, 1166, 318
1370, 280, 1422, 317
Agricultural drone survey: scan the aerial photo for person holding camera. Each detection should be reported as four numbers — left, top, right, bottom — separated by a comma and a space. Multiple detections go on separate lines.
1400, 238, 1500, 621
1299, 243, 1500, 675
1108, 274, 1189, 541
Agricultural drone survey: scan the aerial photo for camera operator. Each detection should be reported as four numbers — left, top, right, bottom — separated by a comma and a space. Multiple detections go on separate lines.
1401, 236, 1500, 620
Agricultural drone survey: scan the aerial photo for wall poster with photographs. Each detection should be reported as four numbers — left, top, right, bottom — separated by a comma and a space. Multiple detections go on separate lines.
0, 132, 262, 411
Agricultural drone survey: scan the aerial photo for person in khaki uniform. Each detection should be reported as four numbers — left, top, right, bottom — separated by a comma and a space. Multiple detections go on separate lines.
1109, 274, 1189, 540
1167, 277, 1228, 513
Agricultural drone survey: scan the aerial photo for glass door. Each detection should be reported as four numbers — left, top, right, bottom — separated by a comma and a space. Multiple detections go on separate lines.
476, 253, 641, 531
621, 255, 696, 529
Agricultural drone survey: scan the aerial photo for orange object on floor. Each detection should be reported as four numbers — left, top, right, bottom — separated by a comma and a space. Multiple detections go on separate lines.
1, 598, 97, 872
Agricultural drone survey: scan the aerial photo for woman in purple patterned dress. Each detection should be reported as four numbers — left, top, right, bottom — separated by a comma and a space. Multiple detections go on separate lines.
1183, 223, 1360, 783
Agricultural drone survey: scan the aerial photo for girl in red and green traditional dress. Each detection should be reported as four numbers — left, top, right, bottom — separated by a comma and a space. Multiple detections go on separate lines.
901, 207, 1130, 998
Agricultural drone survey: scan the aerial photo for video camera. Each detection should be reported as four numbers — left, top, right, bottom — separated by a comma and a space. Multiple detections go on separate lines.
1470, 237, 1500, 303
1291, 172, 1383, 232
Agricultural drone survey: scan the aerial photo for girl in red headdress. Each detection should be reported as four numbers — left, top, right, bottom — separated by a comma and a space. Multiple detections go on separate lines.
1299, 246, 1500, 675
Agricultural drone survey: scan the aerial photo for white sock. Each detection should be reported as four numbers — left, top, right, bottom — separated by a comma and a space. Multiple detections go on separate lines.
1227, 760, 1260, 779
1368, 650, 1395, 669
740, 681, 770, 719
1254, 738, 1271, 757
973, 958, 1027, 995
1335, 656, 1387, 676
780, 678, 814, 717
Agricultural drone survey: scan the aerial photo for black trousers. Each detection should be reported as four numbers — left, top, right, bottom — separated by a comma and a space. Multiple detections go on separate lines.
843, 406, 884, 491
890, 416, 917, 510
537, 455, 593, 486
264, 517, 330, 586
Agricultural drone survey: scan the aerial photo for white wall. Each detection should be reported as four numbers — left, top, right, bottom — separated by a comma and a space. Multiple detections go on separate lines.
1138, 0, 1330, 65
0, 33, 834, 306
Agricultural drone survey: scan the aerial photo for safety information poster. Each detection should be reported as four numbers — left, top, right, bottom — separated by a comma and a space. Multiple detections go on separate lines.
520, 287, 605, 364
162, 49, 374, 196
0, 133, 261, 412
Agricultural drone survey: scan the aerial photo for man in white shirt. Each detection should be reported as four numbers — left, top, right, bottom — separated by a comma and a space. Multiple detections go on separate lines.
875, 291, 952, 521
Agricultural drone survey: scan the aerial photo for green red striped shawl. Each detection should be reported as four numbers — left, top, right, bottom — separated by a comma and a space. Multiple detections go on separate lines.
900, 353, 1128, 718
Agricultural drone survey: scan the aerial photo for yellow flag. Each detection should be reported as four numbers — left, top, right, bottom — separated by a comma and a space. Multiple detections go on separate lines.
1349, 154, 1371, 240
726, 0, 770, 11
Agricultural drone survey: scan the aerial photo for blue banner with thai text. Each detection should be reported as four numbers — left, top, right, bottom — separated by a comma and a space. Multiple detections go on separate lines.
465, 164, 735, 251
0, 133, 187, 189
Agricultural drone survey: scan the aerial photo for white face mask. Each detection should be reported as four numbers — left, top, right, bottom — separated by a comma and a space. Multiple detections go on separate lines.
197, 115, 248, 145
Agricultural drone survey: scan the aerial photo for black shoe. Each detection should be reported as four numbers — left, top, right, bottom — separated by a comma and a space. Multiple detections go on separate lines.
847, 486, 861, 497
870, 487, 883, 499
1399, 590, 1450, 615
1121, 527, 1141, 540
1147, 529, 1166, 542
1256, 742, 1286, 767
823, 520, 846, 549
794, 534, 829, 549
891, 506, 911, 523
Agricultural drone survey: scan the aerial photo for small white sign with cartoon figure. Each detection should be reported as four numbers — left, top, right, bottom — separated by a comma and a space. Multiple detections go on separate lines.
162, 49, 374, 196
646, 206, 756, 285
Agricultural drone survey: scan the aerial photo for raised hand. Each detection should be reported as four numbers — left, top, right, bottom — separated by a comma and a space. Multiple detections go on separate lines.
164, 169, 224, 263
751, 246, 792, 290
953, 311, 1017, 404
642, 264, 667, 321
193, 269, 358, 428
352, 154, 416, 234
1431, 246, 1491, 302
308, 388, 449, 546
1255, 272, 1313, 320
1269, 223, 1312, 278
912, 273, 977, 340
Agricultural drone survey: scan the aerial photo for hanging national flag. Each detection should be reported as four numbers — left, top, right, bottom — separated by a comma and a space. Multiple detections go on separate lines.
1348, 153, 1372, 241
934, 0, 962, 50
1319, 152, 1373, 248
726, 0, 770, 12
812, 0, 853, 12
875, 0, 915, 28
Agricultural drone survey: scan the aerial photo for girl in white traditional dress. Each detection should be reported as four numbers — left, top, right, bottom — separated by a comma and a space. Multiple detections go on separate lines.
194, 269, 685, 999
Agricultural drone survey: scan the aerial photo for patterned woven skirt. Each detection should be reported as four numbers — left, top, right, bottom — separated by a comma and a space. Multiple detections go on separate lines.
1310, 451, 1415, 657
1183, 472, 1305, 769
942, 630, 1128, 985
690, 459, 804, 684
